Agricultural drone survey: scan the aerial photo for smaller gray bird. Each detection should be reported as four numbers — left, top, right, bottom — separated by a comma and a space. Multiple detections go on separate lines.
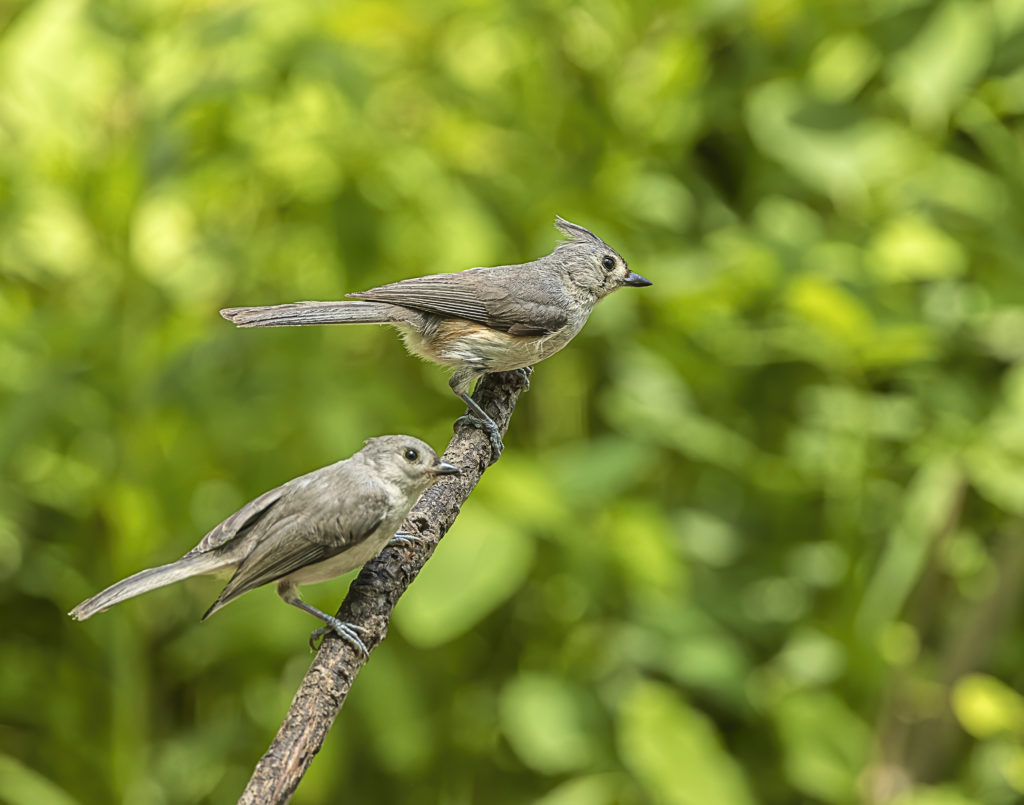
220, 217, 651, 461
69, 436, 459, 653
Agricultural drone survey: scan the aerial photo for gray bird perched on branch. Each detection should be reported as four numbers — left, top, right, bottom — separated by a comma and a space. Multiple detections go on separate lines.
69, 436, 460, 653
220, 217, 652, 462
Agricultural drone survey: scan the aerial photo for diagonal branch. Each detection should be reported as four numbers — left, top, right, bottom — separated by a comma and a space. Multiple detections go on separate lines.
237, 368, 530, 805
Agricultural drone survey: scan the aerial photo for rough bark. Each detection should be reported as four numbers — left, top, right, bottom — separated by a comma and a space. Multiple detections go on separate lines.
237, 369, 529, 805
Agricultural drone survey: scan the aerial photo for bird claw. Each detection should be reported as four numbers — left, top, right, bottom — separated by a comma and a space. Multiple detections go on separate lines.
510, 367, 532, 392
309, 618, 369, 655
389, 530, 426, 548
454, 414, 504, 464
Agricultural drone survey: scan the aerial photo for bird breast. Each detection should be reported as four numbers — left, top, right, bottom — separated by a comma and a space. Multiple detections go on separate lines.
281, 530, 392, 586
397, 317, 585, 373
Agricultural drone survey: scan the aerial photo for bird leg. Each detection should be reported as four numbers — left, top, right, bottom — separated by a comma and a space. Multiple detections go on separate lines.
454, 391, 504, 463
277, 582, 369, 654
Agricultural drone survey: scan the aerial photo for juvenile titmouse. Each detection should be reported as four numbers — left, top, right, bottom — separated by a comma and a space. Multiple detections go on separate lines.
69, 436, 460, 653
220, 217, 651, 461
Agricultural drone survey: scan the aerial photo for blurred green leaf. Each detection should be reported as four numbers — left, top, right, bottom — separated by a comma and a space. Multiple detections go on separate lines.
616, 680, 756, 805
856, 459, 964, 637
775, 691, 870, 804
0, 755, 78, 805
534, 774, 628, 805
889, 786, 986, 805
499, 672, 597, 775
889, 0, 993, 131
392, 505, 535, 647
952, 673, 1024, 739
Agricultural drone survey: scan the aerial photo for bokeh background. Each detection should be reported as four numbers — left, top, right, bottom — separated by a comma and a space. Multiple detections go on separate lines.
3, 0, 1024, 802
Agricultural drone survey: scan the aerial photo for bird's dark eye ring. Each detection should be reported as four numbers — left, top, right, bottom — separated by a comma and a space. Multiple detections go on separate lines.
404, 448, 418, 461
601, 256, 616, 271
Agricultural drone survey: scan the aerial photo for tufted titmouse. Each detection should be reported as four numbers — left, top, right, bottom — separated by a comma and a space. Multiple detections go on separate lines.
220, 217, 651, 461
69, 436, 459, 653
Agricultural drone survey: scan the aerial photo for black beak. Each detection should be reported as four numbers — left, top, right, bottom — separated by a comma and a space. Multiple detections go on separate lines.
623, 271, 652, 288
428, 462, 461, 476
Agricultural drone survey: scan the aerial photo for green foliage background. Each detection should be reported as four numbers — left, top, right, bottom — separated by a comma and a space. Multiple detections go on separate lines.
3, 0, 1024, 803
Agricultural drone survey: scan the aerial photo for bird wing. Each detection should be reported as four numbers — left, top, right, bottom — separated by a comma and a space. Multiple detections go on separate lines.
192, 485, 289, 553
347, 264, 570, 335
206, 472, 389, 608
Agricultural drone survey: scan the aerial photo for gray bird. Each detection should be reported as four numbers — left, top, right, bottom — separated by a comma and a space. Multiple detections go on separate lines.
69, 436, 460, 652
220, 217, 651, 461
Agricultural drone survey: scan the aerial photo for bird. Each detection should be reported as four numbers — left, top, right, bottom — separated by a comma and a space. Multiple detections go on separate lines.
220, 217, 652, 462
69, 436, 460, 653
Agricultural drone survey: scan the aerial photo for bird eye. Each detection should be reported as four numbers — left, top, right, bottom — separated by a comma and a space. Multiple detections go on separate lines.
601, 255, 616, 271
404, 448, 419, 462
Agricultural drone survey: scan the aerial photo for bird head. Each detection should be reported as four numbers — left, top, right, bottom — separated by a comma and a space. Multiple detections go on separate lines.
362, 435, 460, 495
552, 216, 652, 300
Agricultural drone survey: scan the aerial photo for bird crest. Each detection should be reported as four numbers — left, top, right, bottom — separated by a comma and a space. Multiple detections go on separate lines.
554, 216, 603, 246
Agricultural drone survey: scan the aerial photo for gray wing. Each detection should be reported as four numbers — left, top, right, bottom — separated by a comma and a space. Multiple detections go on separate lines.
191, 485, 289, 554
207, 473, 389, 608
347, 264, 570, 335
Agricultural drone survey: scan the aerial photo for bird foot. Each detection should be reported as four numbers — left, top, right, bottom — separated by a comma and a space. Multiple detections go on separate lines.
389, 530, 426, 548
509, 366, 532, 392
309, 618, 369, 655
454, 414, 504, 464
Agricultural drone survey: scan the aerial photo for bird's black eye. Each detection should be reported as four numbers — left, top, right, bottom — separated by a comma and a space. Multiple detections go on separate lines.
601, 255, 616, 271
404, 448, 419, 462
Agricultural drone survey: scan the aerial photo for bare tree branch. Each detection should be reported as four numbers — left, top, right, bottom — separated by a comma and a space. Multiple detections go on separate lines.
237, 369, 530, 805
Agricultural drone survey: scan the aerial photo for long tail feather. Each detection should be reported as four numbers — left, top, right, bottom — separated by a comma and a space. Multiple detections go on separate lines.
220, 300, 422, 328
69, 553, 228, 620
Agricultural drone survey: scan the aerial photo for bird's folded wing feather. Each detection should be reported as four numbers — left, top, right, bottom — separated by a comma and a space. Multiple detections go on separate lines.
347, 266, 570, 334
191, 485, 289, 553
211, 481, 388, 605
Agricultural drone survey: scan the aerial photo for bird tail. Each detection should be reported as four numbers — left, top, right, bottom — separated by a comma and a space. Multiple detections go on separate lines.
220, 300, 422, 328
69, 552, 228, 621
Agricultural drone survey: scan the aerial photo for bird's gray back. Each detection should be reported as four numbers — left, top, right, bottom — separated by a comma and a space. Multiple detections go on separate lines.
349, 261, 574, 335
197, 458, 395, 606
191, 457, 387, 557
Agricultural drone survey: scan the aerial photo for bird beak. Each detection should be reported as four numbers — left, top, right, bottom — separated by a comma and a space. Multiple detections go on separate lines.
622, 271, 652, 287
428, 462, 461, 476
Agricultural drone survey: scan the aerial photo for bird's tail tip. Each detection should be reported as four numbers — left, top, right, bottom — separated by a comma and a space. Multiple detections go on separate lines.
68, 598, 107, 621
68, 554, 223, 623
220, 307, 259, 326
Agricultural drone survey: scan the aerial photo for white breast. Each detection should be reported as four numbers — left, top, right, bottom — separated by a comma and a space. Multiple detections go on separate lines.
441, 319, 588, 372
281, 528, 394, 585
